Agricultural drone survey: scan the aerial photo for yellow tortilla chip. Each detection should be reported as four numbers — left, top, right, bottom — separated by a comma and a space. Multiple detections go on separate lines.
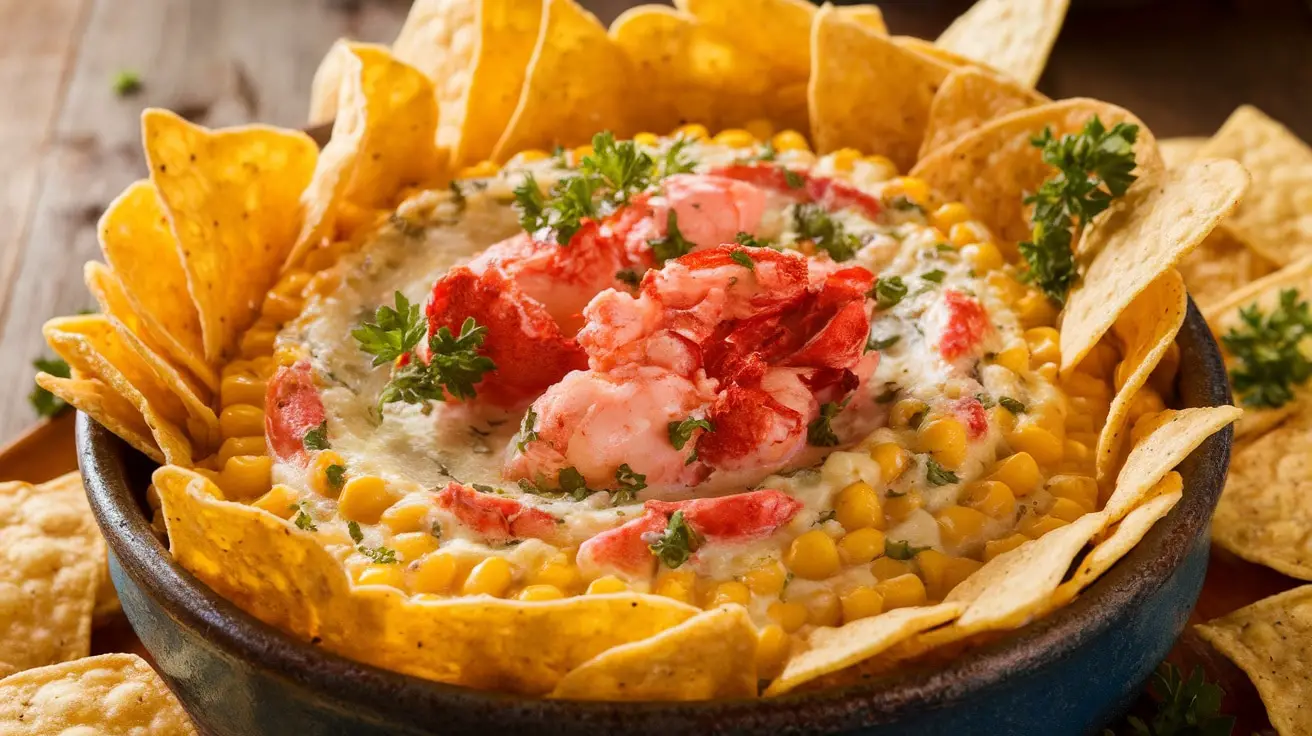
918, 66, 1047, 160
1105, 405, 1242, 524
1177, 226, 1278, 310
808, 5, 952, 170
551, 605, 759, 700
1196, 586, 1312, 736
290, 43, 445, 270
0, 480, 100, 673
1050, 489, 1182, 609
0, 653, 197, 735
910, 98, 1162, 249
142, 109, 318, 361
1061, 159, 1248, 373
306, 37, 357, 127
33, 374, 163, 464
1194, 106, 1312, 266
154, 466, 700, 694
893, 36, 987, 70
1095, 270, 1187, 481
1160, 136, 1206, 170
37, 472, 119, 624
763, 602, 962, 696
492, 0, 633, 162
935, 0, 1069, 87
1213, 411, 1312, 580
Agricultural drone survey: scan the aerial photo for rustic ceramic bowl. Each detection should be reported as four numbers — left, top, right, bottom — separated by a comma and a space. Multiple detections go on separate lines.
79, 300, 1232, 736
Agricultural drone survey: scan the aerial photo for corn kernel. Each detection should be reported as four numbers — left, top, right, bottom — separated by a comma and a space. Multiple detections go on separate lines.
219, 374, 267, 408
805, 590, 842, 627
1127, 389, 1166, 424
215, 435, 264, 467
1017, 291, 1059, 329
458, 160, 499, 179
870, 443, 909, 485
380, 502, 430, 534
586, 575, 630, 594
831, 147, 862, 172
219, 404, 265, 439
463, 557, 514, 597
840, 586, 885, 622
513, 149, 550, 163
391, 531, 439, 561
654, 570, 696, 604
532, 559, 581, 593
240, 329, 276, 358
771, 130, 809, 152
983, 533, 1030, 561
890, 398, 927, 428
710, 581, 752, 608
517, 584, 565, 602
310, 450, 347, 496
962, 241, 1004, 271
835, 481, 883, 530
949, 222, 980, 248
1079, 343, 1120, 381
274, 270, 311, 298
413, 553, 461, 594
251, 484, 297, 518
988, 452, 1042, 496
937, 505, 990, 550
338, 476, 400, 524
918, 417, 968, 468
838, 527, 886, 565
892, 176, 928, 204
884, 492, 923, 523
744, 118, 774, 141
931, 202, 971, 230
633, 132, 659, 146
875, 574, 928, 610
993, 343, 1030, 374
1048, 497, 1088, 523
744, 560, 788, 596
988, 271, 1027, 302
1047, 475, 1098, 512
220, 454, 272, 500
262, 292, 303, 324
356, 564, 404, 589
1006, 424, 1064, 466
713, 128, 756, 148
756, 624, 791, 678
785, 530, 842, 580
767, 601, 810, 633
964, 480, 1016, 519
918, 552, 982, 599
673, 123, 709, 141
1019, 514, 1069, 538
862, 154, 897, 175
871, 556, 914, 581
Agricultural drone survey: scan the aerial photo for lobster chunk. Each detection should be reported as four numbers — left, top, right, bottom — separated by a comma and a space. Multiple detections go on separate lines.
265, 361, 325, 465
646, 489, 803, 542
935, 289, 991, 362
576, 509, 667, 579
434, 483, 562, 545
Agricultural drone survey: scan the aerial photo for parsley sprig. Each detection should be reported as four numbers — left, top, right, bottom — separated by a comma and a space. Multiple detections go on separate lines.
30, 356, 71, 418
649, 510, 701, 568
1105, 663, 1234, 736
793, 203, 859, 262
347, 520, 398, 564
1019, 117, 1139, 304
807, 398, 849, 447
1221, 288, 1312, 408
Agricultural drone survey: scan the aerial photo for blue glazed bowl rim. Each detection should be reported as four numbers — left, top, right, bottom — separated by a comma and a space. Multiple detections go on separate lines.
78, 299, 1232, 732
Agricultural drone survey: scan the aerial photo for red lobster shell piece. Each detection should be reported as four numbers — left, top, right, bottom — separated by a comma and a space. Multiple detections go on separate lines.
433, 483, 562, 545
265, 360, 326, 466
707, 162, 883, 222
936, 288, 991, 361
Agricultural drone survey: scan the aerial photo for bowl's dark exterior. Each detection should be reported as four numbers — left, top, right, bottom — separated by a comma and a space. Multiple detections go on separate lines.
79, 301, 1232, 736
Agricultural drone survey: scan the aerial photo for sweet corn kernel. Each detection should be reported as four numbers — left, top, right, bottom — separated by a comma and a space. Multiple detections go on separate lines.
713, 128, 756, 148
1062, 372, 1112, 402
869, 443, 909, 485
937, 505, 990, 550
356, 564, 404, 589
391, 531, 439, 561
413, 553, 460, 594
949, 222, 980, 248
587, 575, 629, 594
917, 417, 968, 468
532, 560, 581, 592
785, 530, 842, 580
220, 455, 273, 500
931, 202, 971, 230
633, 132, 659, 146
938, 556, 983, 599
1047, 475, 1099, 512
274, 270, 312, 298
917, 548, 953, 599
964, 480, 1016, 519
240, 329, 276, 358
871, 556, 914, 581
1025, 327, 1062, 366
771, 130, 809, 152
838, 528, 886, 565
988, 453, 1042, 498
710, 581, 752, 608
654, 570, 696, 604
1020, 514, 1069, 538
961, 241, 1004, 271
221, 360, 257, 379
988, 271, 1027, 302
514, 149, 550, 163
984, 533, 1030, 561
517, 584, 565, 602
380, 502, 430, 534
219, 404, 265, 439
674, 123, 709, 141
835, 481, 883, 530
463, 557, 514, 597
262, 292, 303, 324
805, 590, 842, 627
1017, 291, 1059, 329
892, 176, 928, 204
767, 601, 810, 633
1079, 343, 1120, 381
756, 624, 791, 678
1127, 389, 1166, 424
1061, 439, 1091, 469
217, 436, 267, 468
338, 476, 400, 524
220, 374, 267, 408
744, 118, 774, 141
251, 484, 298, 518
993, 343, 1030, 374
862, 154, 897, 175
458, 160, 500, 179
840, 586, 885, 622
1048, 497, 1088, 523
831, 147, 862, 172
311, 450, 347, 496
875, 574, 927, 610
744, 561, 788, 596
883, 493, 923, 523
1007, 424, 1064, 466
890, 398, 928, 428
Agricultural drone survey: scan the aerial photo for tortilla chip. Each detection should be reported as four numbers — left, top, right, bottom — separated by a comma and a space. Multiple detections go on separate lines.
154, 465, 700, 694
1105, 405, 1242, 524
1196, 586, 1312, 735
290, 43, 445, 270
1050, 489, 1181, 609
763, 602, 962, 696
1160, 136, 1206, 170
935, 0, 1070, 87
1213, 411, 1312, 580
1061, 159, 1248, 372
1194, 106, 1312, 266
910, 99, 1162, 249
492, 0, 632, 162
33, 374, 163, 464
141, 109, 318, 361
306, 37, 356, 127
0, 653, 197, 735
918, 66, 1047, 160
1177, 226, 1278, 309
808, 5, 952, 171
0, 480, 101, 673
37, 473, 119, 624
893, 36, 987, 70
551, 605, 759, 700
1095, 270, 1187, 481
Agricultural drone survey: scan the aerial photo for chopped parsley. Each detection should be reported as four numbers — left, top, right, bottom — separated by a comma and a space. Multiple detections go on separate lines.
872, 276, 908, 310
806, 399, 848, 447
29, 356, 71, 418
754, 140, 777, 162
660, 137, 697, 176
431, 521, 442, 539
668, 416, 714, 451
793, 203, 859, 262
612, 464, 647, 504
581, 131, 654, 205
1018, 117, 1140, 304
350, 291, 426, 366
347, 520, 397, 564
1104, 663, 1234, 736
325, 464, 347, 492
890, 195, 924, 213
649, 510, 701, 568
472, 483, 498, 494
1221, 289, 1312, 408
303, 421, 329, 451
921, 269, 946, 284
650, 210, 695, 263
730, 250, 755, 270
867, 334, 901, 351
735, 231, 768, 248
998, 396, 1027, 414
925, 457, 960, 486
615, 269, 641, 288
357, 309, 496, 409
290, 502, 317, 531
112, 69, 142, 97
815, 509, 837, 526
512, 173, 547, 233
885, 538, 926, 561
558, 467, 591, 500
517, 407, 540, 452
783, 168, 805, 189
976, 393, 996, 409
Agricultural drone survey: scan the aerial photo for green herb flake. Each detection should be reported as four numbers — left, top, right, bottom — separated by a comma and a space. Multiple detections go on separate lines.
925, 457, 960, 486
291, 502, 317, 532
867, 334, 901, 352
517, 407, 540, 452
890, 195, 925, 213
814, 509, 837, 526
1222, 289, 1312, 408
975, 393, 996, 409
885, 538, 927, 561
30, 356, 71, 418
921, 269, 946, 284
793, 203, 859, 262
782, 168, 805, 189
325, 464, 347, 492
1104, 663, 1234, 736
558, 467, 591, 500
649, 510, 702, 568
998, 396, 1027, 414
377, 317, 497, 408
807, 398, 848, 447
873, 276, 908, 310
661, 137, 697, 176
668, 416, 714, 451
347, 520, 364, 544
615, 269, 641, 288
730, 250, 755, 270
351, 291, 426, 367
112, 69, 142, 97
650, 209, 696, 263
303, 421, 329, 451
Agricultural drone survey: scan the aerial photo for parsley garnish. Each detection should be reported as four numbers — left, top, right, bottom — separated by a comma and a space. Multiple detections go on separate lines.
873, 276, 908, 310
755, 140, 777, 162
431, 521, 442, 539
925, 457, 960, 486
815, 509, 837, 525
999, 396, 1027, 414
325, 464, 346, 492
290, 502, 317, 531
615, 269, 641, 288
793, 203, 859, 262
512, 173, 547, 233
735, 231, 768, 248
368, 316, 496, 409
1104, 663, 1234, 736
112, 70, 142, 97
348, 520, 364, 544
867, 334, 900, 351
1221, 289, 1312, 408
347, 520, 397, 564
885, 538, 926, 560
668, 417, 714, 451
890, 195, 924, 213
976, 393, 996, 409
612, 464, 647, 504
30, 356, 70, 418
650, 210, 695, 263
782, 168, 805, 189
730, 250, 755, 270
660, 137, 697, 176
351, 291, 426, 366
558, 467, 591, 500
807, 399, 848, 447
472, 483, 498, 494
649, 510, 701, 568
921, 269, 946, 284
1018, 117, 1139, 304
303, 421, 329, 451
517, 407, 540, 452
581, 131, 654, 205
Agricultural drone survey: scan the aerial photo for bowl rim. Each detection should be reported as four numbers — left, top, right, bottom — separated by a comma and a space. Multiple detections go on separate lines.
78, 299, 1232, 731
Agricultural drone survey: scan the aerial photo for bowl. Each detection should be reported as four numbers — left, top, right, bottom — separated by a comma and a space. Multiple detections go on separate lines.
78, 299, 1233, 736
